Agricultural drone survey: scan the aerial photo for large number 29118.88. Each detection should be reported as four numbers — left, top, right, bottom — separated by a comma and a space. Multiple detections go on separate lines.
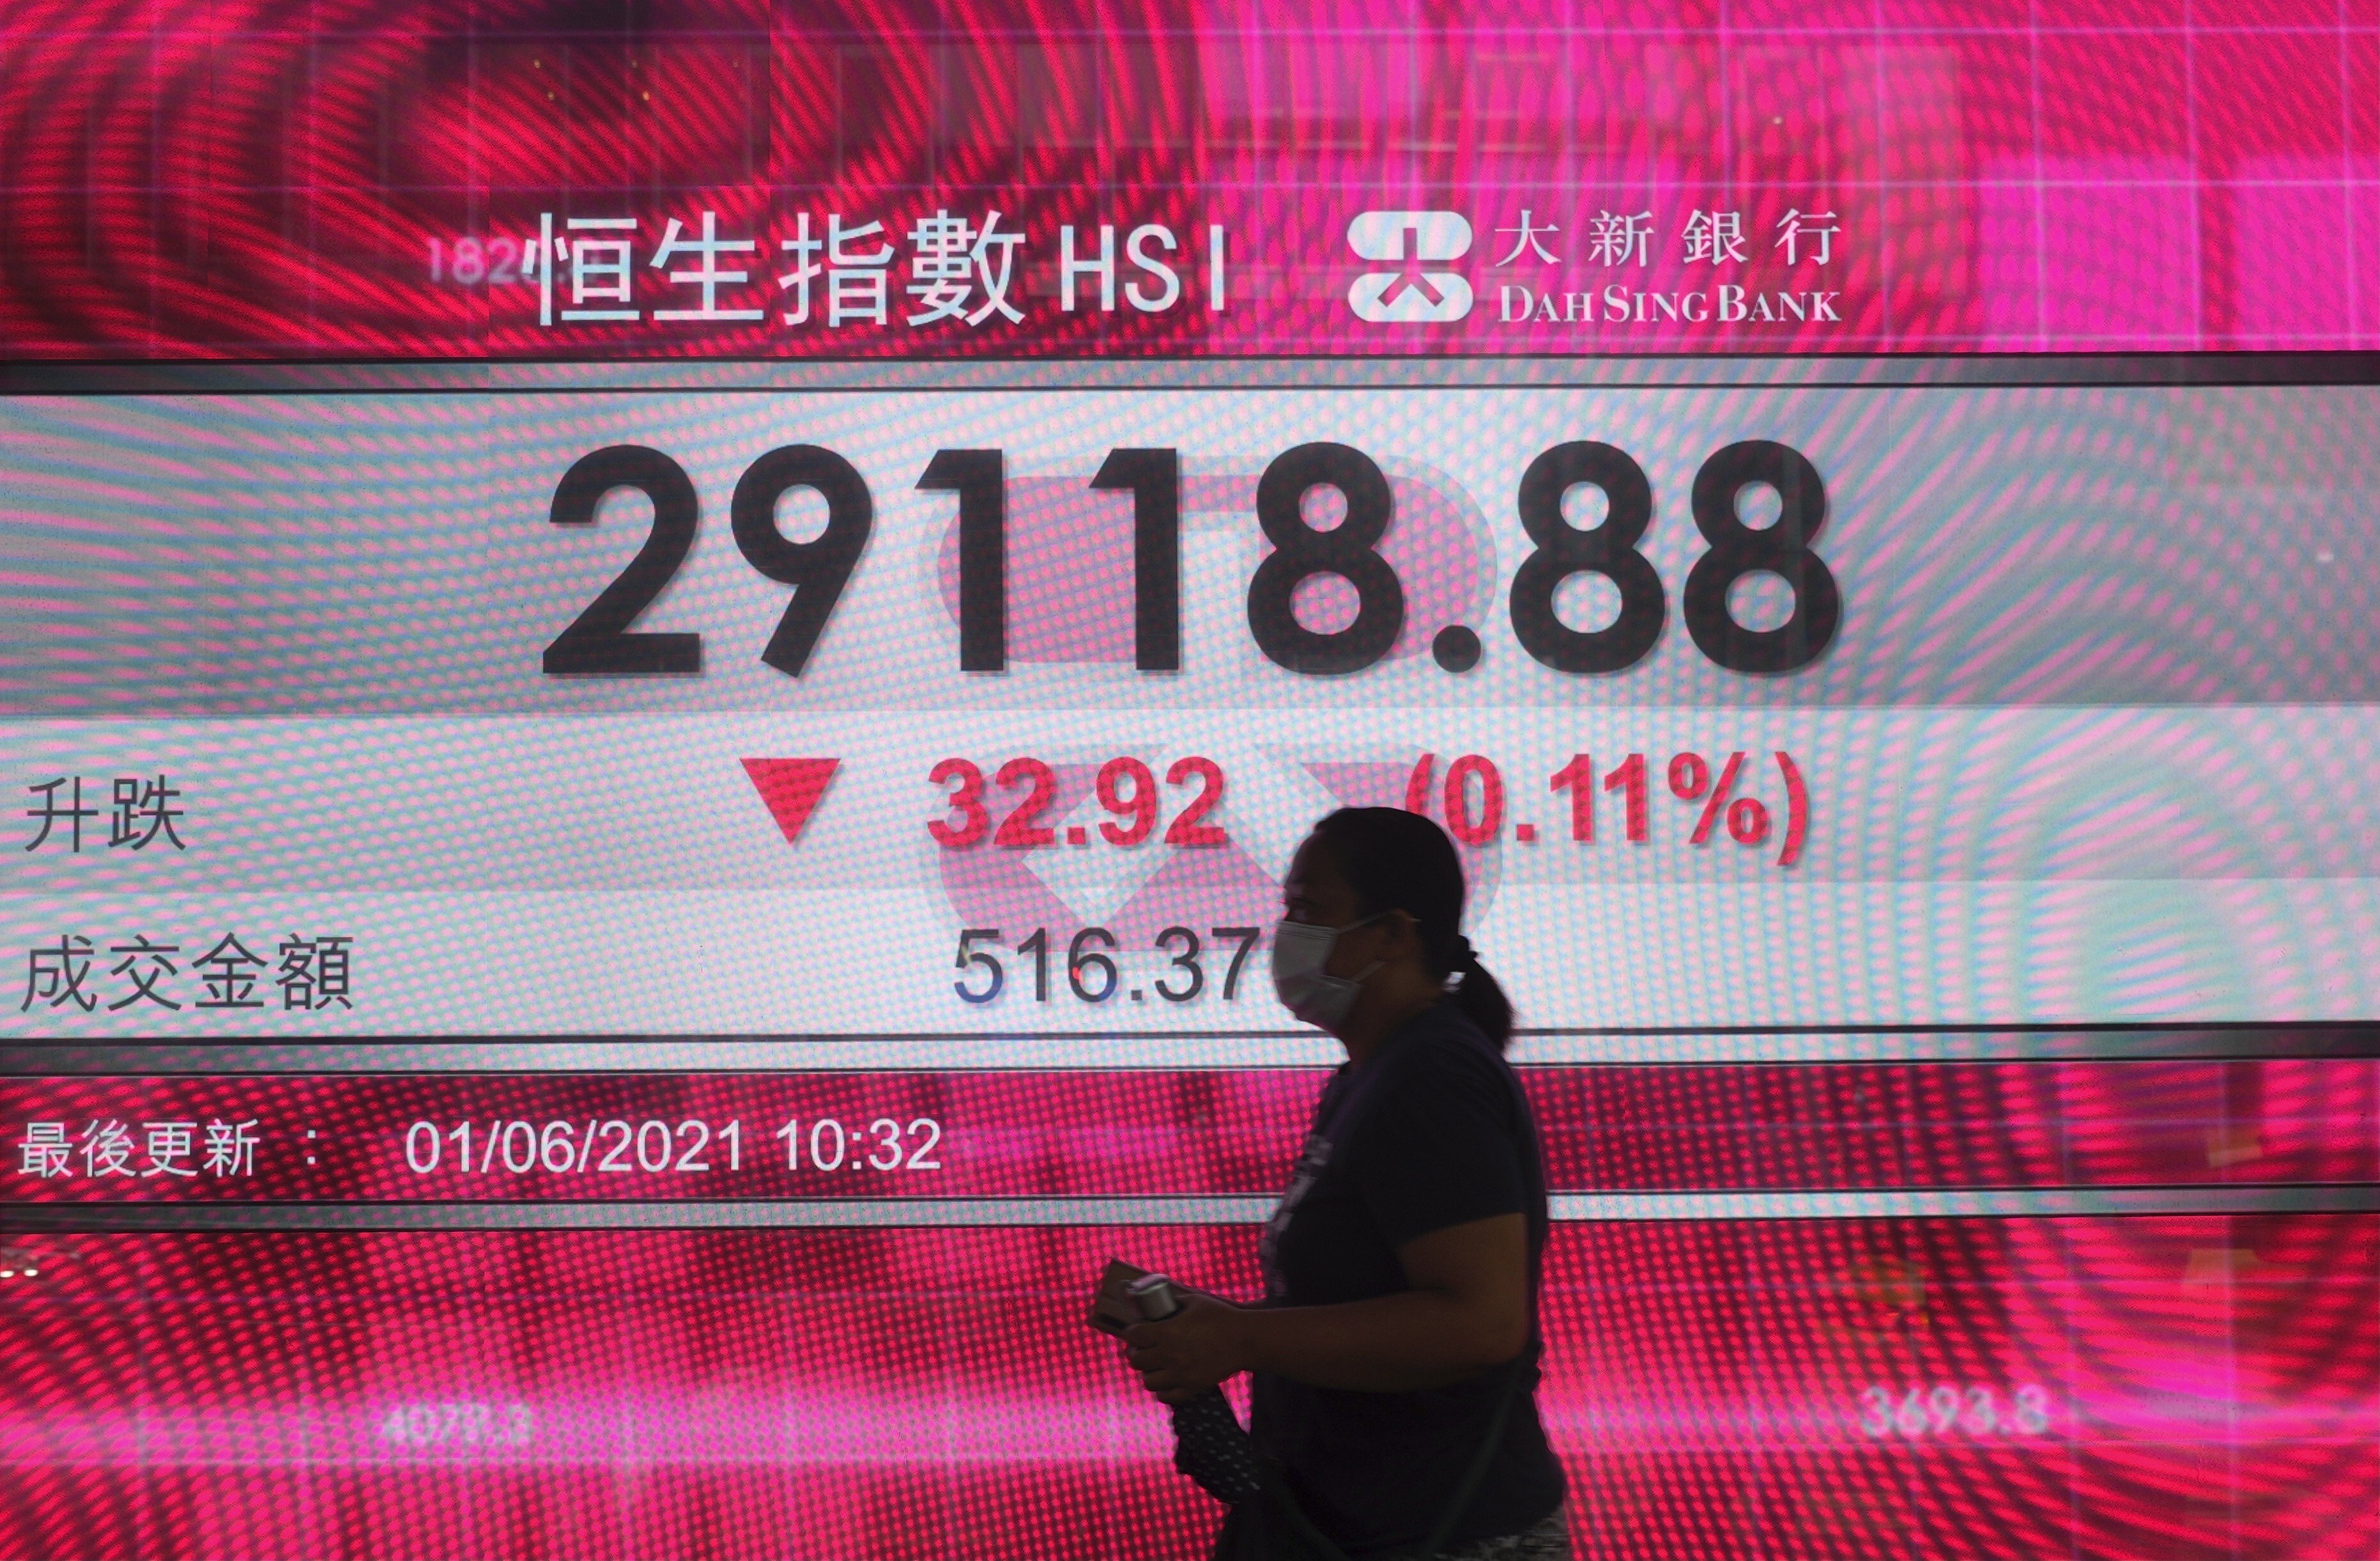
539, 440, 1837, 679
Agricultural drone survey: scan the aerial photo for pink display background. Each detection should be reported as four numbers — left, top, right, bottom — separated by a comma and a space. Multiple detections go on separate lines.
6, 1061, 2375, 1202
9, 6, 2379, 1555
4, 1220, 2374, 1560
6, 0, 2380, 357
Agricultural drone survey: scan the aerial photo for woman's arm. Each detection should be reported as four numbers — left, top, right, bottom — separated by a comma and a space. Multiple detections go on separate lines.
1124, 1212, 1530, 1401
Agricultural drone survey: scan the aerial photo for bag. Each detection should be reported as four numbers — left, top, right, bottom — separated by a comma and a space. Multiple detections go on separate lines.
1206, 1358, 1524, 1561
1170, 1390, 1266, 1505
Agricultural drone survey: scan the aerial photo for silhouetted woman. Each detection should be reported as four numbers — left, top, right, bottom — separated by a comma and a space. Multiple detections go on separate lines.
1126, 808, 1569, 1560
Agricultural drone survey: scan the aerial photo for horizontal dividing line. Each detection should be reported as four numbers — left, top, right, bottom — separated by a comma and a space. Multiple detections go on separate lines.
14, 20, 2380, 33
10, 1187, 2380, 1231
14, 22, 2380, 34
20, 381, 2380, 397
27, 179, 2380, 198
8, 1023, 2377, 1073
1552, 1186, 2380, 1220
20, 181, 2372, 203
6, 351, 2380, 396
2, 1197, 1277, 1231
26, 176, 2380, 188
35, 173, 2380, 185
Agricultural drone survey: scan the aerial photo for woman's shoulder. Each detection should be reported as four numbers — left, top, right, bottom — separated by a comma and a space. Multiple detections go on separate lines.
1379, 1003, 1514, 1095
1340, 1004, 1534, 1173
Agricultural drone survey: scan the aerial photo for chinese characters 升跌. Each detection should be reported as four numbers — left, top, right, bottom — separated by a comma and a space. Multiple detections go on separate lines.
22, 775, 186, 854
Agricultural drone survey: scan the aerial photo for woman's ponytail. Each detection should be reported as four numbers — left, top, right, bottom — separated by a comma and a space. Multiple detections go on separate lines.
1447, 935, 1514, 1052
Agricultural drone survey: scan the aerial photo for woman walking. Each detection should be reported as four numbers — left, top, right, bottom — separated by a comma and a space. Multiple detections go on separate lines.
1125, 807, 1570, 1560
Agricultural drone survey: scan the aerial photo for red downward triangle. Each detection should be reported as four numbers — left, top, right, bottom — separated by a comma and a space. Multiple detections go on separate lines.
740, 758, 840, 845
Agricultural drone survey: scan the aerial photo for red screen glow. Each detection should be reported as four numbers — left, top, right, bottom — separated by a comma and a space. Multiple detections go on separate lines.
6, 1219, 2372, 1560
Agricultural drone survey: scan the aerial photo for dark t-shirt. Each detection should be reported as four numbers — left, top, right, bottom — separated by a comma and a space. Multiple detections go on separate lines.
1249, 1002, 1566, 1557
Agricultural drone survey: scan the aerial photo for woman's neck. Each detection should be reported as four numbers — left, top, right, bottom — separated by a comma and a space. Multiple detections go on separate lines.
1336, 967, 1445, 1068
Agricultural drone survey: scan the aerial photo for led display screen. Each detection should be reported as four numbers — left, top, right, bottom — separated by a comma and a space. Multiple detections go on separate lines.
6, 4, 2379, 1558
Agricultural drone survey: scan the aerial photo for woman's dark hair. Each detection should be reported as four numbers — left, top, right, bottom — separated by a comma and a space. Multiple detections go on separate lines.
1308, 806, 1514, 1050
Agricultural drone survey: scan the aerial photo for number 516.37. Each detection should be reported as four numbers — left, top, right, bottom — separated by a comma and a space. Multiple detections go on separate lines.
953, 925, 1259, 1004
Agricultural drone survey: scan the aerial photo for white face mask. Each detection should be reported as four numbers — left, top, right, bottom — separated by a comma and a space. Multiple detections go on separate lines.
1270, 912, 1386, 1031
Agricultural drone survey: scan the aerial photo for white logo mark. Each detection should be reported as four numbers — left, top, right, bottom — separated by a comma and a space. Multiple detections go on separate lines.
1346, 211, 1473, 323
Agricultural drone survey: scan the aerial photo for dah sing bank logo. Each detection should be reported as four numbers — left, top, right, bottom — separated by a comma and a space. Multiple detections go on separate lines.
1346, 211, 1475, 323
1346, 204, 1847, 328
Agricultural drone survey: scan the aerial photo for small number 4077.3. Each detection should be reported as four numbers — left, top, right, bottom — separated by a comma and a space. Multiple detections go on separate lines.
954, 927, 1260, 1004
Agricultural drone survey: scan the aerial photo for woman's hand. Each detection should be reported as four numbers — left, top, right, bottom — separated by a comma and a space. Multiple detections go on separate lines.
1123, 1293, 1248, 1404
